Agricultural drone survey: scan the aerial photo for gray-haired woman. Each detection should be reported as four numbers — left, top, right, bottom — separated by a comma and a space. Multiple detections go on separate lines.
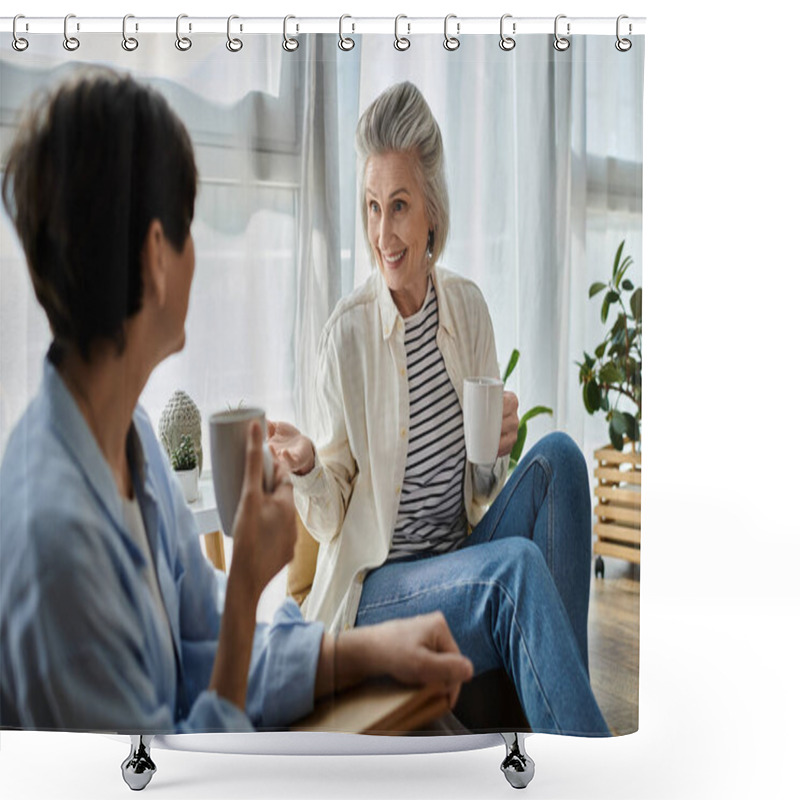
269, 82, 608, 735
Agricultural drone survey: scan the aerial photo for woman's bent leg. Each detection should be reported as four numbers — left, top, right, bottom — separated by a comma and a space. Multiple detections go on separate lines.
468, 432, 592, 668
356, 538, 608, 736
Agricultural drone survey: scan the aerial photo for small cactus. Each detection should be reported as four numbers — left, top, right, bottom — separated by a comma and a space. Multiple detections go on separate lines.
171, 434, 197, 472
159, 389, 202, 471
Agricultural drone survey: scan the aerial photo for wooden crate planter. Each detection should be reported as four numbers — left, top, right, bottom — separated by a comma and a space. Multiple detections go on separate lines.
593, 442, 641, 575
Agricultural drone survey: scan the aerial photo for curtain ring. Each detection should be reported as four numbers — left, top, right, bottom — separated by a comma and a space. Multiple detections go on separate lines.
121, 14, 138, 51
553, 14, 570, 51
63, 14, 80, 51
615, 15, 632, 52
394, 15, 410, 51
443, 14, 460, 51
283, 15, 299, 52
175, 14, 192, 51
12, 14, 29, 52
226, 15, 242, 52
499, 14, 515, 51
338, 14, 355, 51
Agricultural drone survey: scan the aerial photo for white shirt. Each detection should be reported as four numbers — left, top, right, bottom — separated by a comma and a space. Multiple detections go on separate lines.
292, 266, 508, 633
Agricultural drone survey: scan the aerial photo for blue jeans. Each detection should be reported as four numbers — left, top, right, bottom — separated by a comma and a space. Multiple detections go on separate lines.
355, 432, 609, 736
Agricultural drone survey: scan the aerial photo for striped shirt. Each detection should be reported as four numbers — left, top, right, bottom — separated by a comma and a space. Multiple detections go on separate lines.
388, 279, 468, 562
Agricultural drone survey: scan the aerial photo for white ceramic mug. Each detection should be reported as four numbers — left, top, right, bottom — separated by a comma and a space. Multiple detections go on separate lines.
463, 377, 504, 465
209, 407, 274, 537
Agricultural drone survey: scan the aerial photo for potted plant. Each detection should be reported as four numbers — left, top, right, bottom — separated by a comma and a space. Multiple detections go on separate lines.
502, 349, 553, 470
577, 241, 642, 577
172, 434, 199, 503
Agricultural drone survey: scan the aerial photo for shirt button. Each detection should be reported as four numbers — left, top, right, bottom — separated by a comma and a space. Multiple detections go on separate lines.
395, 486, 401, 495
400, 367, 406, 376
400, 428, 407, 438
384, 326, 390, 336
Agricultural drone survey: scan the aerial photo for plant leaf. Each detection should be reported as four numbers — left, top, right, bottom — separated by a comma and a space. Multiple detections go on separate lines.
589, 281, 606, 299
623, 412, 640, 442
612, 241, 625, 281
622, 279, 634, 291
502, 349, 520, 383
599, 362, 625, 384
631, 287, 642, 321
510, 424, 528, 465
610, 410, 628, 435
583, 379, 601, 413
609, 424, 624, 451
519, 405, 553, 426
601, 294, 612, 324
594, 342, 607, 359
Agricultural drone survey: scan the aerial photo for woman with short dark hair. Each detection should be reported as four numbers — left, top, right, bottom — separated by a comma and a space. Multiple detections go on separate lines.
0, 69, 472, 732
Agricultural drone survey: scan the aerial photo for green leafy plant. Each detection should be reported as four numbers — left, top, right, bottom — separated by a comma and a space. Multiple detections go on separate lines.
502, 349, 553, 469
171, 434, 197, 472
577, 241, 642, 451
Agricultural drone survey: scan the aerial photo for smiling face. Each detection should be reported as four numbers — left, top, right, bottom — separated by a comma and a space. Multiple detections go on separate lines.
365, 150, 432, 318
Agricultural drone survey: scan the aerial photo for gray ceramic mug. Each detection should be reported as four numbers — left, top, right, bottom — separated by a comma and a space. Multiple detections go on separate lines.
209, 407, 274, 537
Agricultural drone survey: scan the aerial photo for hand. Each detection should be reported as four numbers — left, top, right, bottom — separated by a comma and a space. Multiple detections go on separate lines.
369, 613, 474, 709
229, 422, 298, 601
267, 420, 316, 476
498, 391, 520, 458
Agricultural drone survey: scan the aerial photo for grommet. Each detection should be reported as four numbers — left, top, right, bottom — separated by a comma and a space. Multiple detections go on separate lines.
499, 14, 515, 51
63, 14, 80, 51
122, 14, 138, 52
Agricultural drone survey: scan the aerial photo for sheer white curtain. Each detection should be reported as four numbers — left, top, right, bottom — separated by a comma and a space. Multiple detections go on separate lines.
352, 35, 644, 457
0, 34, 347, 455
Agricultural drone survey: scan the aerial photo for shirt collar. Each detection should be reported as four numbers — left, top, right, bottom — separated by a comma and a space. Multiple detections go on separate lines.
376, 265, 454, 340
42, 357, 151, 551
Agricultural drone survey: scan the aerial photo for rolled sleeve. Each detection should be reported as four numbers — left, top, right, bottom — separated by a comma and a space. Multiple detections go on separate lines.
247, 599, 325, 729
178, 690, 254, 733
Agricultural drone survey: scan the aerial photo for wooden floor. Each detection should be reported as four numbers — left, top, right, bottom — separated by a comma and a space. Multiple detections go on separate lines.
587, 557, 640, 735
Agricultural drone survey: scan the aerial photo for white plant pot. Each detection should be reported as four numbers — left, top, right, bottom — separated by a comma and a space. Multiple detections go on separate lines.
176, 466, 199, 503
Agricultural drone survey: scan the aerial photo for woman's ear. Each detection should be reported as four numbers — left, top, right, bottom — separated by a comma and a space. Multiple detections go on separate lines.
141, 219, 168, 308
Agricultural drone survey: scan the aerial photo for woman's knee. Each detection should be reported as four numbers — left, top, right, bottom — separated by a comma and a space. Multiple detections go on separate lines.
482, 537, 549, 589
523, 431, 588, 482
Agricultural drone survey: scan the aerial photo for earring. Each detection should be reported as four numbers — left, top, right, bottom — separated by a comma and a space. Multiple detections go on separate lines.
426, 230, 434, 259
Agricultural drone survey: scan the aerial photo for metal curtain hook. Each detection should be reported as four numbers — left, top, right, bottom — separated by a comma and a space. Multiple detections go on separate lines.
63, 14, 80, 51
283, 15, 299, 52
616, 15, 632, 51
443, 14, 460, 51
176, 14, 192, 51
226, 15, 242, 52
338, 14, 355, 51
554, 14, 570, 51
499, 14, 515, 51
12, 14, 29, 51
122, 14, 138, 51
394, 15, 410, 51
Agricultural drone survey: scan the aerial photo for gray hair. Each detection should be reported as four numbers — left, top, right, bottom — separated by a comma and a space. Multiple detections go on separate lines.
355, 82, 449, 268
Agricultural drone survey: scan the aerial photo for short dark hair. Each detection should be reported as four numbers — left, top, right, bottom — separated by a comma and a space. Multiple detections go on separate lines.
2, 68, 198, 362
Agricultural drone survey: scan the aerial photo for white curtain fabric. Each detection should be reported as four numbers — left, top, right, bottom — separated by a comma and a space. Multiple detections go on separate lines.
0, 33, 642, 464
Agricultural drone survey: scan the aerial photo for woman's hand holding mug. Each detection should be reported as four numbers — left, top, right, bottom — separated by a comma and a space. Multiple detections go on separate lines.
229, 422, 297, 598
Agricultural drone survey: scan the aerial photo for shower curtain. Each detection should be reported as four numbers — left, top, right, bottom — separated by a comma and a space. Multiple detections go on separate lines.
0, 19, 643, 743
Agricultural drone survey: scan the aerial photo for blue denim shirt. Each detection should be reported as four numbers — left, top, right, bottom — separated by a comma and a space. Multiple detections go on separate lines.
0, 358, 324, 733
